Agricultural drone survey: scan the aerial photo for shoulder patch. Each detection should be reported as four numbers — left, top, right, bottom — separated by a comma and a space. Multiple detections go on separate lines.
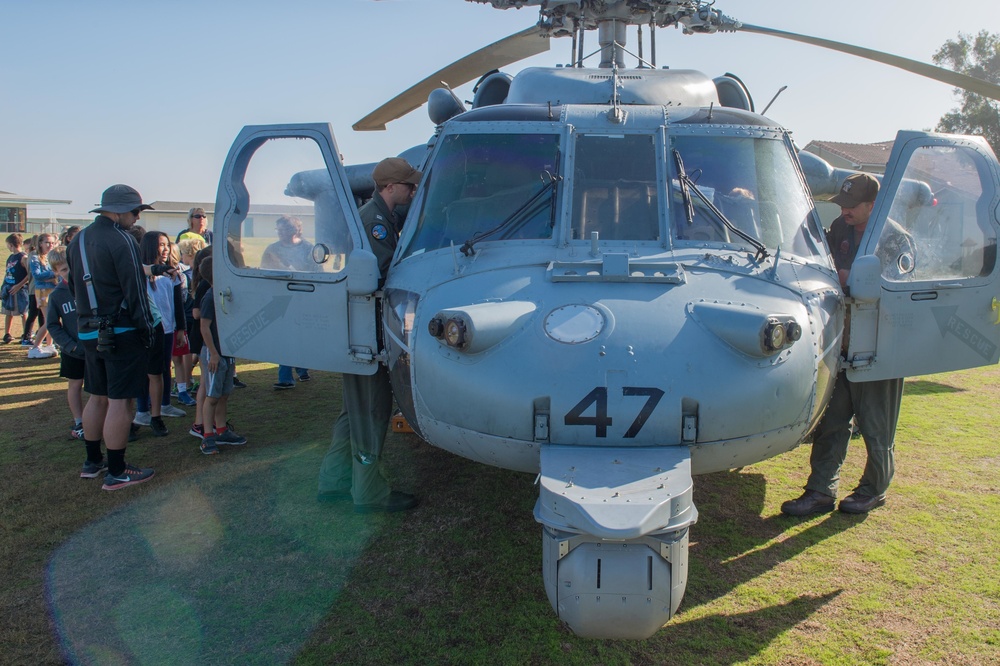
371, 224, 389, 240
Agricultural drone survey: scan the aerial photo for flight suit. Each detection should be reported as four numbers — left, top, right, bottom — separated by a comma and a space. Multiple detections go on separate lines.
317, 192, 400, 506
805, 216, 909, 499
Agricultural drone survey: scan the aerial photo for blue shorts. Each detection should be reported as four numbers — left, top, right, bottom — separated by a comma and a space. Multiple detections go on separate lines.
1, 288, 28, 315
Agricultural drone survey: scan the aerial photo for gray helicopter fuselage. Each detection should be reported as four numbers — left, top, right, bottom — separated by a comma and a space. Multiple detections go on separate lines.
382, 101, 844, 477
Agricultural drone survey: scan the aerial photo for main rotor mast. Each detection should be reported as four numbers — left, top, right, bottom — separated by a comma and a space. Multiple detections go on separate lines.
468, 0, 741, 69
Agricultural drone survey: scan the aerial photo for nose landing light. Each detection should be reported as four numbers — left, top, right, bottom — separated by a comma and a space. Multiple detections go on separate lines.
428, 301, 537, 354
689, 302, 802, 358
763, 317, 802, 352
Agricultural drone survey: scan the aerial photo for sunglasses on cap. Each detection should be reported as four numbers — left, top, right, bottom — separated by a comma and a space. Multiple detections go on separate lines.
191, 214, 206, 219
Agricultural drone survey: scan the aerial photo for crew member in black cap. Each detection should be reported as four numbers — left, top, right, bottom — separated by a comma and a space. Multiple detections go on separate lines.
782, 173, 912, 516
67, 184, 158, 490
317, 157, 421, 513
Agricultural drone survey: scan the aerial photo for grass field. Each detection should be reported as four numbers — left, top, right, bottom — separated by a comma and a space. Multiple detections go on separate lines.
1, 327, 998, 665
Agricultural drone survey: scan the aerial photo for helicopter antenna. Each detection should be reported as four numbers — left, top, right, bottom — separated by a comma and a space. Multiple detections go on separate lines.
761, 85, 788, 116
570, 16, 579, 66
608, 25, 626, 123
576, 20, 585, 67
650, 21, 656, 67
637, 24, 644, 68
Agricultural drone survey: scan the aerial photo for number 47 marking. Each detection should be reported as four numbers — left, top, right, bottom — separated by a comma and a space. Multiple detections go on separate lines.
564, 386, 665, 438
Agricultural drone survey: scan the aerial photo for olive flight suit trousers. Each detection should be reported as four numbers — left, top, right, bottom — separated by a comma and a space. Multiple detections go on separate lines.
806, 371, 904, 499
317, 366, 393, 506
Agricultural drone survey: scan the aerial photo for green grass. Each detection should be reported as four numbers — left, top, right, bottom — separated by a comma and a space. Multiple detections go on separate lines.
1, 330, 999, 665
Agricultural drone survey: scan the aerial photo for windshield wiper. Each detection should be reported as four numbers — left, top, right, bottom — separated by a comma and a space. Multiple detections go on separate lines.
672, 148, 769, 261
672, 149, 695, 227
460, 171, 562, 256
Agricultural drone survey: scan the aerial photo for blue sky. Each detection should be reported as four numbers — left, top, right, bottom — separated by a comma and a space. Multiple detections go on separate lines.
3, 0, 998, 216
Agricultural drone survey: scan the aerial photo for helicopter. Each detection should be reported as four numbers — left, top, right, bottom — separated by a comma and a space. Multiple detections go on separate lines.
210, 0, 1000, 639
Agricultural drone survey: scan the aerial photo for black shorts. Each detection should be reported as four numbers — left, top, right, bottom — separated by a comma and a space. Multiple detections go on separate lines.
145, 324, 165, 375
59, 353, 85, 381
82, 330, 148, 399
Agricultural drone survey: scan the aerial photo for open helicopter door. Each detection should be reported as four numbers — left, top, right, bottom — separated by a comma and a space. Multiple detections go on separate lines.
846, 131, 1000, 382
213, 124, 379, 375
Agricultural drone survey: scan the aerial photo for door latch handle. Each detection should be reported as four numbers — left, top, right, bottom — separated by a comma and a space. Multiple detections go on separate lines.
220, 287, 232, 315
992, 297, 1000, 325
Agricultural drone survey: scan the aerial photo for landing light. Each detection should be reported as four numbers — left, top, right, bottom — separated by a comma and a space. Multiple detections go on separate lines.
765, 318, 786, 350
443, 318, 468, 349
762, 317, 801, 353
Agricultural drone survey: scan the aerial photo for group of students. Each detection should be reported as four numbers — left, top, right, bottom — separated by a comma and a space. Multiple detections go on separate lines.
120, 222, 248, 456
2, 228, 79, 357
1, 205, 248, 480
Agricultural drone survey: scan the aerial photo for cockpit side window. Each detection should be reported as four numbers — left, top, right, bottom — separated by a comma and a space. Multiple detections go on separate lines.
571, 133, 660, 241
402, 133, 560, 257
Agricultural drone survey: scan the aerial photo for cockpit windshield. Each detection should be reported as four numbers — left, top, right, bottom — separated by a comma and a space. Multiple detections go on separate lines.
401, 133, 560, 257
668, 133, 825, 260
402, 128, 826, 262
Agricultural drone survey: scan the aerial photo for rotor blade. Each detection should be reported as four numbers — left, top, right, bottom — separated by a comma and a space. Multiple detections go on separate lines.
353, 25, 550, 131
738, 24, 1000, 102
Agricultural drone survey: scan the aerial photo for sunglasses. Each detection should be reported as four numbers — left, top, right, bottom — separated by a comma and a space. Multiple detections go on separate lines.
191, 214, 206, 219
130, 208, 143, 216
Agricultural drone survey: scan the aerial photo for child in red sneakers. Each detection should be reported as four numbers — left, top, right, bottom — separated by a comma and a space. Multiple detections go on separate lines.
45, 246, 86, 439
197, 257, 246, 454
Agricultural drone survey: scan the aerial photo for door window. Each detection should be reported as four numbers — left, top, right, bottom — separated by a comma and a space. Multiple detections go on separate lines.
877, 144, 996, 282
229, 137, 354, 275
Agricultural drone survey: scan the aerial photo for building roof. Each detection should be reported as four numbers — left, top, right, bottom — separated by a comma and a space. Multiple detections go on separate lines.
802, 140, 895, 169
0, 190, 72, 206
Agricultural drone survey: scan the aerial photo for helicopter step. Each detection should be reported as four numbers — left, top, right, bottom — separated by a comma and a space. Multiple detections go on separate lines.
534, 444, 698, 639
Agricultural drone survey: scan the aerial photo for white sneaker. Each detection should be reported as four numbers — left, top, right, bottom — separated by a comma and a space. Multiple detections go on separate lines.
160, 404, 186, 418
27, 346, 55, 359
133, 412, 152, 426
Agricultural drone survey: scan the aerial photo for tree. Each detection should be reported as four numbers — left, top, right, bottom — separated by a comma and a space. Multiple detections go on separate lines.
933, 30, 1000, 156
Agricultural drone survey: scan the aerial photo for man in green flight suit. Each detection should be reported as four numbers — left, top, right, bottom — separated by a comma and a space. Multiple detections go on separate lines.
317, 157, 422, 513
781, 173, 911, 516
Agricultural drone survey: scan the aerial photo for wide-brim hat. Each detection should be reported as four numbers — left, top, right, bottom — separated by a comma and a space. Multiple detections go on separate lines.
830, 173, 879, 208
90, 184, 154, 214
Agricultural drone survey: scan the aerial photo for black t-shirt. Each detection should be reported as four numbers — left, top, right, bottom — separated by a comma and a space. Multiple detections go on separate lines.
189, 279, 212, 354
199, 288, 220, 354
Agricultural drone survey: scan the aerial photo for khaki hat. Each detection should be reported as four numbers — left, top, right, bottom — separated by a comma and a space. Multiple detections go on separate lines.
372, 157, 422, 189
831, 173, 879, 208
90, 184, 154, 214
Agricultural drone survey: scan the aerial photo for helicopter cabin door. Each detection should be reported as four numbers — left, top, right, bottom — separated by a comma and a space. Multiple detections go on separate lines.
846, 130, 1000, 382
212, 124, 379, 375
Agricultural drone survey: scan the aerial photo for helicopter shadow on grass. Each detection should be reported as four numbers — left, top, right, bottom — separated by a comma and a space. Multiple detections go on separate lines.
903, 379, 965, 396
644, 468, 865, 663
